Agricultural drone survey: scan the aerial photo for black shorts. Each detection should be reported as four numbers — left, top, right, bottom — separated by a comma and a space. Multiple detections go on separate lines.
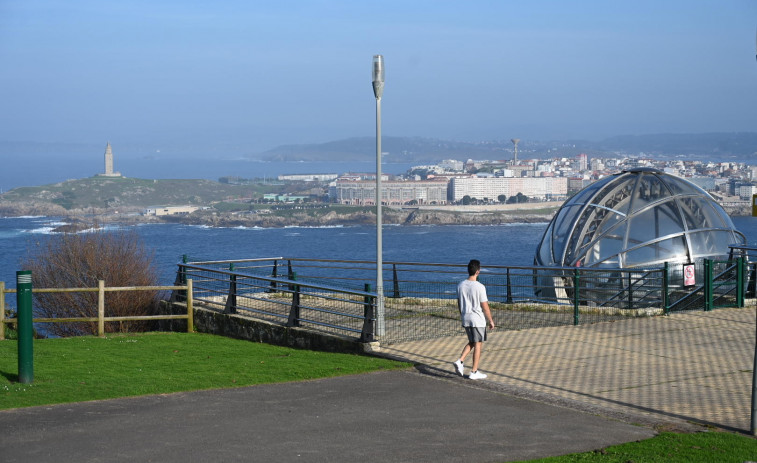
464, 326, 487, 343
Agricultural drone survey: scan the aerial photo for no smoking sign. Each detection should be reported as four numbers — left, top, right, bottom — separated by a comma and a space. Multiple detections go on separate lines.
683, 264, 696, 286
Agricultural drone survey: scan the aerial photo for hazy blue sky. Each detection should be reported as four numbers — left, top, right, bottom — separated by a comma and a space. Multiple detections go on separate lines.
1, 1, 756, 156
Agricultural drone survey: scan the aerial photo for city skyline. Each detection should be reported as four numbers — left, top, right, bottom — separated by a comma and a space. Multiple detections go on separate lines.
1, 1, 756, 160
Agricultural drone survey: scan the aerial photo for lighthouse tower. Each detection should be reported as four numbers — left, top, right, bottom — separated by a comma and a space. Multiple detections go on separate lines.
100, 142, 122, 177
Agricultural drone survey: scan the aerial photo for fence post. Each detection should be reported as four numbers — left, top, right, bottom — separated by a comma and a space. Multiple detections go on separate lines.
627, 272, 633, 310
573, 269, 580, 326
0, 281, 5, 341
286, 272, 300, 327
737, 257, 745, 308
186, 279, 194, 333
98, 280, 105, 336
704, 259, 712, 311
17, 271, 33, 383
224, 263, 237, 314
392, 264, 400, 298
662, 262, 669, 315
506, 268, 513, 304
361, 283, 375, 342
269, 259, 278, 293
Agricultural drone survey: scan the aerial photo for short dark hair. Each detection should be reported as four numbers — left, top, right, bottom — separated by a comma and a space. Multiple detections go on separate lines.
467, 259, 481, 276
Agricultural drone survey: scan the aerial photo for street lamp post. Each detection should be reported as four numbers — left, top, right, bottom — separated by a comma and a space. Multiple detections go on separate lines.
372, 55, 385, 336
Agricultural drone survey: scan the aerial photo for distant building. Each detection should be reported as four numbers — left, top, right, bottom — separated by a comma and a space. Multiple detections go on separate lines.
277, 174, 338, 182
330, 178, 448, 205
143, 206, 199, 216
448, 176, 567, 202
98, 142, 122, 177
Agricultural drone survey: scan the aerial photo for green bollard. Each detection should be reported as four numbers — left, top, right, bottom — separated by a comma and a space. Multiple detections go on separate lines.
16, 270, 33, 384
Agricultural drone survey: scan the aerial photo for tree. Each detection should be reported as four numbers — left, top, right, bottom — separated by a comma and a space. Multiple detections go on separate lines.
497, 194, 507, 203
22, 229, 162, 337
462, 195, 472, 205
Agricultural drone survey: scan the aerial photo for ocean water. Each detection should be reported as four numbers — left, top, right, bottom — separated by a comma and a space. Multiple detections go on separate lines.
3, 215, 757, 290
0, 217, 549, 287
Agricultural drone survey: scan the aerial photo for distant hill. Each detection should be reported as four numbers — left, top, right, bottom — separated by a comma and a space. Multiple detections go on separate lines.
256, 136, 512, 163
254, 132, 757, 163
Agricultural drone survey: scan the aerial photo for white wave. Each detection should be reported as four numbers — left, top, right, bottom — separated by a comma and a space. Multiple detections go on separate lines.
27, 227, 56, 235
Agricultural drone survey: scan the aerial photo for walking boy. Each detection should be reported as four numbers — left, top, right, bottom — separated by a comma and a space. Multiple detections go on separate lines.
453, 259, 495, 380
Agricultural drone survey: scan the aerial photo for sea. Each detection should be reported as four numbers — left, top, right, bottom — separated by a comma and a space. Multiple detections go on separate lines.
3, 216, 757, 291
0, 218, 551, 287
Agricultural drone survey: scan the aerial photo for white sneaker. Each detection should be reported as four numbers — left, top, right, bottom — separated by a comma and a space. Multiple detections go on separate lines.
453, 360, 464, 377
468, 370, 487, 380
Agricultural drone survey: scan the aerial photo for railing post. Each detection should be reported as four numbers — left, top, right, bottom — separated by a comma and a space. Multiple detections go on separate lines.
171, 255, 188, 302
662, 263, 669, 315
506, 268, 513, 304
98, 280, 105, 336
392, 264, 400, 299
286, 272, 300, 327
224, 263, 237, 314
186, 279, 194, 333
269, 259, 278, 293
361, 283, 375, 342
737, 257, 745, 308
704, 259, 712, 311
0, 281, 5, 341
573, 268, 580, 326
627, 272, 633, 310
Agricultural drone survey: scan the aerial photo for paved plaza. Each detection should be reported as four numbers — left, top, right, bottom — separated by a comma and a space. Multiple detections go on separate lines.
381, 306, 757, 433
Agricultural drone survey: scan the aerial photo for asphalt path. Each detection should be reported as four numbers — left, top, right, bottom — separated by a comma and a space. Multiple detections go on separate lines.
0, 369, 654, 463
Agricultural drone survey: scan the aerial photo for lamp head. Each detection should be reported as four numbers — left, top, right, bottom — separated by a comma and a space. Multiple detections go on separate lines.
372, 55, 384, 99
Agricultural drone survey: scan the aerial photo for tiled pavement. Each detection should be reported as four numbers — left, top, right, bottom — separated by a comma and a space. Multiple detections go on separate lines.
380, 306, 757, 433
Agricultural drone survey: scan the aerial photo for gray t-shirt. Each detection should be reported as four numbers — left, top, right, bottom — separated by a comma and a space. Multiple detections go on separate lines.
457, 279, 488, 327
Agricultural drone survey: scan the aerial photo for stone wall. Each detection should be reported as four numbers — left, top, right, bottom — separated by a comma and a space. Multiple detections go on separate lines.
160, 301, 379, 354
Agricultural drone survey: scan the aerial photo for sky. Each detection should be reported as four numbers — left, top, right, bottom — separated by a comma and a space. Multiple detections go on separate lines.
1, 0, 757, 158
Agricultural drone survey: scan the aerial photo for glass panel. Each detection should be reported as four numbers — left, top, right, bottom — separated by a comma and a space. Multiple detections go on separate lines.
579, 226, 626, 267
569, 176, 615, 205
594, 176, 635, 216
623, 236, 687, 267
626, 201, 684, 246
551, 205, 583, 264
678, 197, 726, 230
664, 176, 708, 196
687, 230, 738, 258
629, 174, 669, 213
535, 222, 554, 265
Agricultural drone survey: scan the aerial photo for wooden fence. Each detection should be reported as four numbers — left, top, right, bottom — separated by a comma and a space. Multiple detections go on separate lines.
0, 279, 194, 340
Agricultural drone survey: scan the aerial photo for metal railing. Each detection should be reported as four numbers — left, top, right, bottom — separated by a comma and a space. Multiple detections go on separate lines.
174, 263, 376, 342
175, 256, 748, 344
176, 257, 682, 344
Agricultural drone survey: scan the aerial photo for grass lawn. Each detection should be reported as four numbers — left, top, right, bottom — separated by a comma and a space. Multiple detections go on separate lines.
518, 431, 757, 462
0, 332, 409, 409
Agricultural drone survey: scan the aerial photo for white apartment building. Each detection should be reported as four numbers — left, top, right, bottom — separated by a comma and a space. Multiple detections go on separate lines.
738, 184, 757, 200
330, 179, 449, 205
449, 176, 568, 202
278, 173, 338, 181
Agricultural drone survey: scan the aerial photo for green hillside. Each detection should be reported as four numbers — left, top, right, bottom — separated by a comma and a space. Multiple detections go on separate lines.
0, 176, 267, 210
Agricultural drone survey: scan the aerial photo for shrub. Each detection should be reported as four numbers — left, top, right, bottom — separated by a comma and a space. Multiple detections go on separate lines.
22, 229, 161, 337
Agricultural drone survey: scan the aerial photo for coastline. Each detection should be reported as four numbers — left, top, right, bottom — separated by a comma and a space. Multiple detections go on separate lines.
1, 200, 750, 231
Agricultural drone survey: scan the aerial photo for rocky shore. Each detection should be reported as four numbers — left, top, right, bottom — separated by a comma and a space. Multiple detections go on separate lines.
1, 200, 751, 230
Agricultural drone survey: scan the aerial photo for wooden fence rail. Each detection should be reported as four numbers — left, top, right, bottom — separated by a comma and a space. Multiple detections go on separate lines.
0, 279, 194, 340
